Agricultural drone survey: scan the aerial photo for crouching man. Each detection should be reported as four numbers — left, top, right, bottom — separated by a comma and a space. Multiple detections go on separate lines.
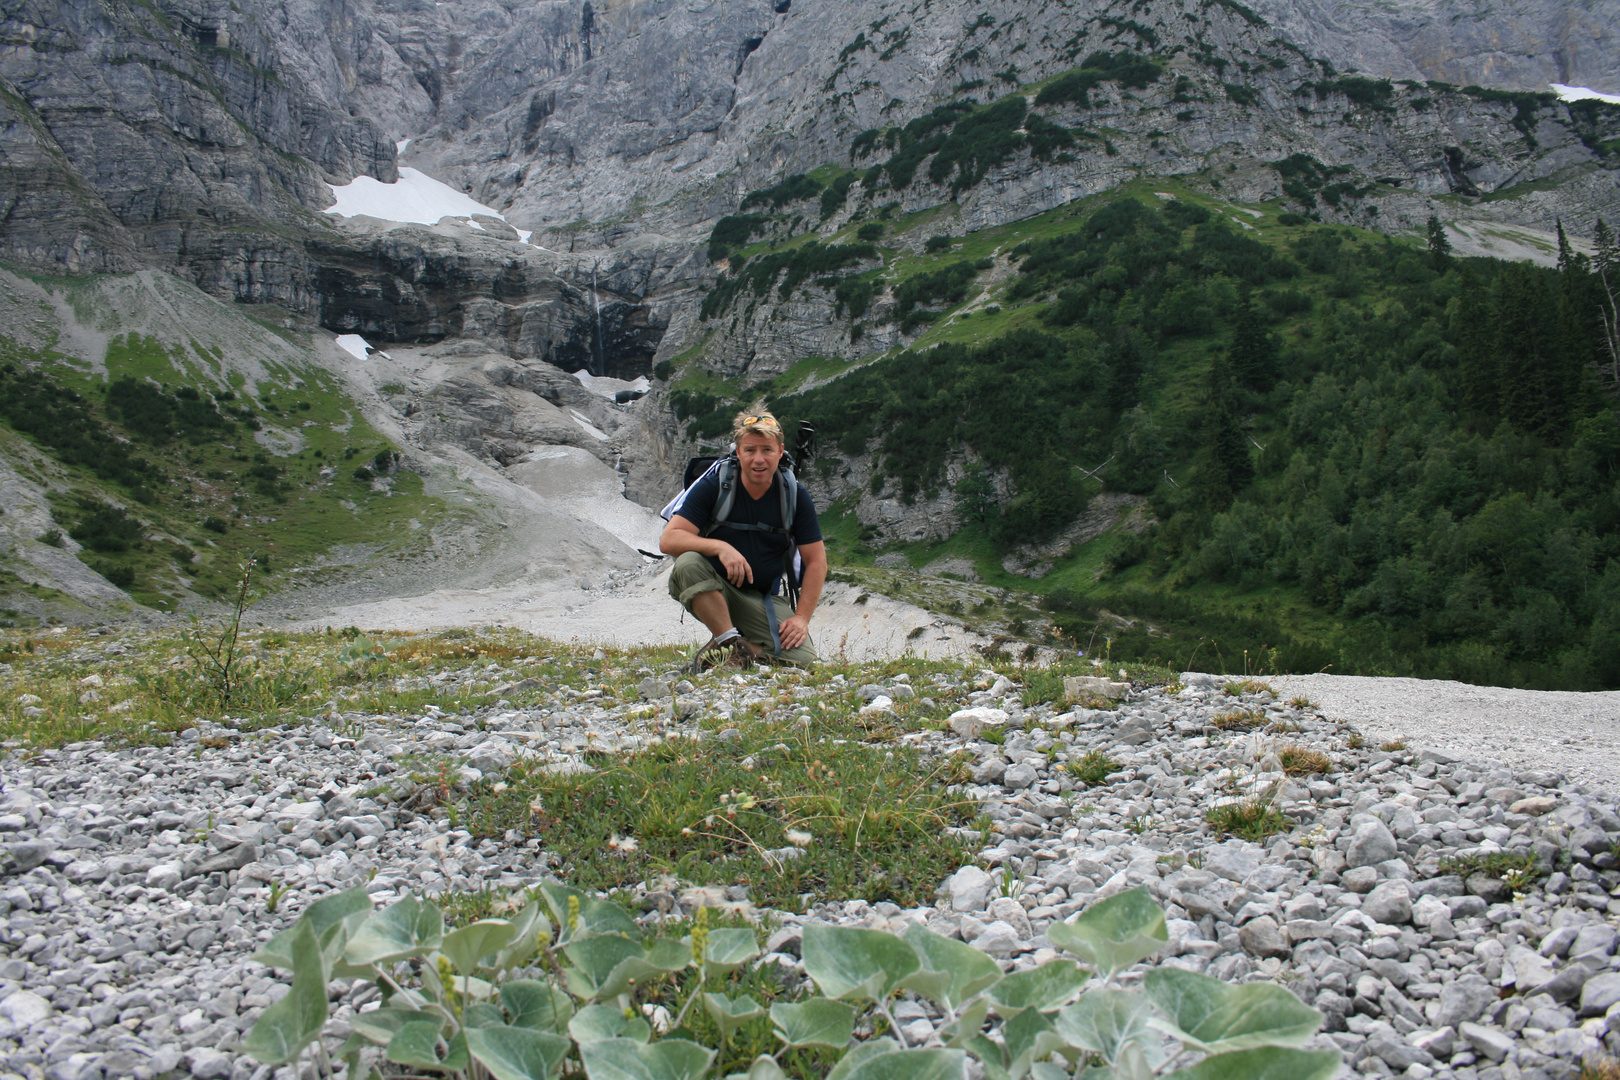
660, 411, 827, 670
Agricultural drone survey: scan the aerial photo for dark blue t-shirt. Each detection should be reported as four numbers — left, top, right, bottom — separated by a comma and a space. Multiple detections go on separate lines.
669, 468, 822, 593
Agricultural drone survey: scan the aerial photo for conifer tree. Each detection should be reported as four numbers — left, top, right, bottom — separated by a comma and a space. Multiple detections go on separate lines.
1229, 287, 1278, 392
1455, 268, 1498, 421
1201, 351, 1253, 508
1492, 263, 1557, 437
1427, 215, 1452, 270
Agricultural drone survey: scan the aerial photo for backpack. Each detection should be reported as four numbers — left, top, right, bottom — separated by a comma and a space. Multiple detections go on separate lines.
660, 452, 804, 606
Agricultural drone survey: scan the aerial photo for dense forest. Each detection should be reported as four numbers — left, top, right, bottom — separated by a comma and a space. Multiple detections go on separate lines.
771, 198, 1620, 689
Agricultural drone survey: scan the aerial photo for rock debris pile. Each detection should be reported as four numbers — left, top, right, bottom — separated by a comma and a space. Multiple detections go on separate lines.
2, 666, 1620, 1080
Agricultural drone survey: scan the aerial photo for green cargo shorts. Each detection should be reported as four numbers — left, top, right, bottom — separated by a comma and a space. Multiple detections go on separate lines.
667, 551, 816, 667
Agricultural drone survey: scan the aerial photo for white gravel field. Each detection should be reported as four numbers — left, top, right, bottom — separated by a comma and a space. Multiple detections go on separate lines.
1271, 673, 1620, 796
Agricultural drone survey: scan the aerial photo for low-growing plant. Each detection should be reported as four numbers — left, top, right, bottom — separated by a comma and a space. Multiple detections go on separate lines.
241, 882, 1338, 1080
1286, 696, 1314, 711
1345, 732, 1365, 749
1206, 799, 1293, 842
1438, 849, 1541, 884
1277, 745, 1331, 776
461, 721, 975, 911
1066, 750, 1120, 787
1222, 679, 1273, 697
1379, 739, 1407, 752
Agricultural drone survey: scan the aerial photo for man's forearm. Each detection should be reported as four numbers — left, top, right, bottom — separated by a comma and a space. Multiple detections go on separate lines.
660, 527, 724, 558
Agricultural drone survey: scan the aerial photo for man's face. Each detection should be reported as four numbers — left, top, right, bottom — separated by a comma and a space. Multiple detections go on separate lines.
736, 432, 784, 486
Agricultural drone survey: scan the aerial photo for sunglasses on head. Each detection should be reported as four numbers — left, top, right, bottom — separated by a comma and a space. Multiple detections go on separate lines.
742, 414, 781, 429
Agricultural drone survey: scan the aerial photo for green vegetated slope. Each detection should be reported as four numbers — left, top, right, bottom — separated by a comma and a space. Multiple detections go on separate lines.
0, 270, 444, 618
696, 180, 1620, 690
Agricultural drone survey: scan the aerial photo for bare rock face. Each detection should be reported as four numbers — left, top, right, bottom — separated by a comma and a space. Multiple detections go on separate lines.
0, 0, 396, 274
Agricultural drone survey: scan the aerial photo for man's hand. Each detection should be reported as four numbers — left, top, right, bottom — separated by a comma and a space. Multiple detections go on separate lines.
779, 612, 811, 650
717, 543, 753, 586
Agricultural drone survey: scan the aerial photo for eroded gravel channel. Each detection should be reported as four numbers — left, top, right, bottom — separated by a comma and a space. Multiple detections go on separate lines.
3, 661, 1620, 1080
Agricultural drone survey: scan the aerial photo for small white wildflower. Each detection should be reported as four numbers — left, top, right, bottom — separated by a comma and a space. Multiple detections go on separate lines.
785, 829, 813, 847
607, 834, 639, 855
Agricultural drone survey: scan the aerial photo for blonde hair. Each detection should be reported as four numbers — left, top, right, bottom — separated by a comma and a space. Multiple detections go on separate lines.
732, 410, 785, 446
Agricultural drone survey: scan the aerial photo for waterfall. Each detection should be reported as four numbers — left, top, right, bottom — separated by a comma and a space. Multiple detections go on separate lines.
591, 261, 605, 376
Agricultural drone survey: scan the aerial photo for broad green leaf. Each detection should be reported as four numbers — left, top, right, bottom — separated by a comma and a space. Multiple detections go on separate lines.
900, 923, 1003, 1012
564, 933, 679, 1001
443, 919, 518, 976
1045, 887, 1167, 977
352, 1004, 425, 1046
835, 1048, 966, 1080
825, 1038, 900, 1080
704, 992, 765, 1039
1053, 991, 1160, 1069
985, 959, 1090, 1016
251, 884, 373, 970
1029, 1064, 1070, 1080
346, 895, 445, 965
570, 1003, 652, 1045
240, 919, 330, 1064
1003, 1008, 1067, 1080
503, 979, 575, 1033
579, 1036, 715, 1080
703, 927, 761, 975
940, 998, 991, 1052
464, 1002, 507, 1028
1142, 968, 1322, 1054
729, 1056, 788, 1080
467, 1025, 572, 1080
387, 1021, 453, 1070
540, 881, 642, 941
1162, 1047, 1341, 1080
493, 899, 552, 973
801, 924, 920, 1003
771, 997, 857, 1048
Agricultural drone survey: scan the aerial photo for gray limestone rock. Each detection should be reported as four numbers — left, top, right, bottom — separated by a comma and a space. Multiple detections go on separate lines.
1238, 916, 1290, 959
1435, 975, 1500, 1029
1346, 821, 1399, 868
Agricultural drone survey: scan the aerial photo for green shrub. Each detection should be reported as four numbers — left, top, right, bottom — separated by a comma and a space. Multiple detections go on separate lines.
740, 174, 823, 212
856, 222, 885, 242
1034, 51, 1162, 108
699, 243, 878, 320
70, 501, 143, 553
707, 214, 770, 262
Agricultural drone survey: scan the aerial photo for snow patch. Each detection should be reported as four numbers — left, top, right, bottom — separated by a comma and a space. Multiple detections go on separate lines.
571, 370, 651, 401
569, 410, 610, 441
335, 334, 373, 361
326, 168, 507, 228
396, 138, 412, 154
1551, 83, 1620, 105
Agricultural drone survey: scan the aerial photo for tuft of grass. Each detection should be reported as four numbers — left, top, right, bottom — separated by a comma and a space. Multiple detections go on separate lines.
1380, 739, 1408, 752
1278, 744, 1331, 775
1067, 749, 1122, 786
1210, 708, 1262, 731
1206, 799, 1292, 841
1224, 679, 1274, 696
1580, 1057, 1620, 1080
459, 716, 976, 912
1287, 695, 1315, 710
1345, 732, 1366, 749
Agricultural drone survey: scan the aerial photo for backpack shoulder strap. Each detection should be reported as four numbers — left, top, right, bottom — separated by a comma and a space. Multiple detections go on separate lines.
700, 456, 741, 537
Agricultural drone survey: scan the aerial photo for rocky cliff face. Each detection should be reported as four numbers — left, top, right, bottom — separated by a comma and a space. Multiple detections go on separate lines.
4, 0, 1620, 530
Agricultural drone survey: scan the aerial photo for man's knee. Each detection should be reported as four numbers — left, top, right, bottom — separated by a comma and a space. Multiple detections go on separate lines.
669, 551, 725, 605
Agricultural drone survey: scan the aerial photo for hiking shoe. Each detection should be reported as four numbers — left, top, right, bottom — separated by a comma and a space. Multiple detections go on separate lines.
688, 637, 760, 673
